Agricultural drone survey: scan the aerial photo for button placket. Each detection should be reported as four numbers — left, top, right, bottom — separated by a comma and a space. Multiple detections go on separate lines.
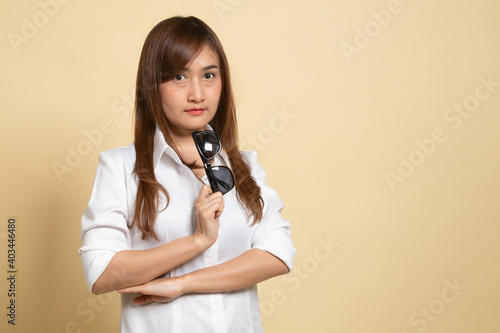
209, 294, 226, 333
204, 240, 219, 267
203, 215, 226, 331
210, 295, 222, 306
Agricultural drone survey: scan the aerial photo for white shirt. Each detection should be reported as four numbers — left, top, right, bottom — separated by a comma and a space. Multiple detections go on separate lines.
78, 127, 296, 333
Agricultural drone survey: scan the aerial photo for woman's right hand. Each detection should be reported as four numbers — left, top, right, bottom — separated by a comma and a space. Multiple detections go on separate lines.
118, 276, 184, 304
193, 185, 224, 249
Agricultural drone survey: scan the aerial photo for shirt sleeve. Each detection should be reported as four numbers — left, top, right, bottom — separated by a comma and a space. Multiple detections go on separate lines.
78, 149, 133, 292
243, 151, 296, 271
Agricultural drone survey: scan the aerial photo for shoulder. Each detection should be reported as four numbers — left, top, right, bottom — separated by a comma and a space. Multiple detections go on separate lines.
240, 150, 265, 179
240, 149, 256, 163
240, 150, 258, 168
97, 144, 136, 175
98, 144, 135, 164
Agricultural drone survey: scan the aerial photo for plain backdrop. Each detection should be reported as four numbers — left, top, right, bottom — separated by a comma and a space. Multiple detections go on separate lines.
1, 0, 499, 332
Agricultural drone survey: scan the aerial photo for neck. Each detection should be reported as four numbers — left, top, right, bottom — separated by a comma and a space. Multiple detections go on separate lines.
170, 131, 195, 150
168, 124, 204, 149
167, 127, 205, 168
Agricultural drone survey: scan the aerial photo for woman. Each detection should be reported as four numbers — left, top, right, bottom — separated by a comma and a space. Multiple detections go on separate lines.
79, 16, 295, 332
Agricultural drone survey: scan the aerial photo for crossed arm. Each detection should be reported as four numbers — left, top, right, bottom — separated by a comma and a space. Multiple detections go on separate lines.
118, 248, 288, 304
91, 186, 290, 302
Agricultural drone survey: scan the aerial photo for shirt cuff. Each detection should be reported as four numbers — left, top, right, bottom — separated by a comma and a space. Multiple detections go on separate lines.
79, 249, 117, 292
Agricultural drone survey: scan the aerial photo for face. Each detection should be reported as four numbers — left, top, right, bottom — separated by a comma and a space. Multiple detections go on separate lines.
159, 45, 222, 137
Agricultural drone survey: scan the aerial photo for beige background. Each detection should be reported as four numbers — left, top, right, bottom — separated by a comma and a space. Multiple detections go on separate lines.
1, 0, 499, 332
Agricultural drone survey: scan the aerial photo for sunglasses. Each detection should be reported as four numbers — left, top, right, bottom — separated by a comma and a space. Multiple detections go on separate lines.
191, 130, 235, 195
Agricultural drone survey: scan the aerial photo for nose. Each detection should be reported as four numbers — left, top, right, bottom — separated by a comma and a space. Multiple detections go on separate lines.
188, 79, 205, 103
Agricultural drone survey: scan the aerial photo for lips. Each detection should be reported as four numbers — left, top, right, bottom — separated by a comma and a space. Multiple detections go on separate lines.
185, 108, 206, 116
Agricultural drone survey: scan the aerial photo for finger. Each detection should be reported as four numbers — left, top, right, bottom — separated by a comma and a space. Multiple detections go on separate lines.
118, 286, 142, 294
201, 191, 224, 207
198, 185, 213, 199
199, 199, 224, 219
217, 192, 225, 211
133, 295, 153, 305
208, 193, 224, 214
197, 193, 223, 212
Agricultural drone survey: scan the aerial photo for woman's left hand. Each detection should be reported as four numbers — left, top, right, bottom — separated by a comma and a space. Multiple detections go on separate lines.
118, 277, 183, 304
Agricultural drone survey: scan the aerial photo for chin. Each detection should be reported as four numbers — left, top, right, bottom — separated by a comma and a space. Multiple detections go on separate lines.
181, 122, 210, 133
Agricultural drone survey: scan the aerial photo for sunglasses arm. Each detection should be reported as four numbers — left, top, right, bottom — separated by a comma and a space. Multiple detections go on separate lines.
204, 164, 220, 194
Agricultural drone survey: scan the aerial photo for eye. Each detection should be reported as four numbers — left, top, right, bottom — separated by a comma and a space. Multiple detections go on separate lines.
203, 73, 215, 80
173, 74, 186, 81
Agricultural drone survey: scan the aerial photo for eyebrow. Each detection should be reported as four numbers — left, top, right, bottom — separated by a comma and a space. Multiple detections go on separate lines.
184, 65, 219, 72
203, 65, 219, 71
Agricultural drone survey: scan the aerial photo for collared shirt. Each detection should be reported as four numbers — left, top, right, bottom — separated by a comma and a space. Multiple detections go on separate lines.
78, 127, 296, 333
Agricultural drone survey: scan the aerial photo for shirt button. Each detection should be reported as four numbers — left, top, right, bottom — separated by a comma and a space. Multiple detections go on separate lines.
207, 258, 216, 266
211, 298, 221, 305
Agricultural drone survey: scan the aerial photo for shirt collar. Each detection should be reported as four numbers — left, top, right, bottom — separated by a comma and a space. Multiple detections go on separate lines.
152, 126, 170, 170
152, 124, 229, 170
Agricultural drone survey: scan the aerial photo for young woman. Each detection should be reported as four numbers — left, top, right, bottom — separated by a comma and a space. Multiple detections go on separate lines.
79, 16, 295, 332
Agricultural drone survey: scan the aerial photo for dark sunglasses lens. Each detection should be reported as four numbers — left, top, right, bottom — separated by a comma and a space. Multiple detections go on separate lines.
195, 132, 220, 160
211, 166, 235, 194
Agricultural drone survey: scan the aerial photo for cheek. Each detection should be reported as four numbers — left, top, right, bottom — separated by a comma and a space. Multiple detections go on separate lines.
211, 82, 222, 102
160, 96, 171, 113
160, 89, 179, 112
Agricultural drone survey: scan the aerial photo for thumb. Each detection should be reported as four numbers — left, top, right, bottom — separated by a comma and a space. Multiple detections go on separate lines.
199, 184, 213, 198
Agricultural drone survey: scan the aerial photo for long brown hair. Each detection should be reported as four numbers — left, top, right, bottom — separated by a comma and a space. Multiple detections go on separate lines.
132, 16, 263, 240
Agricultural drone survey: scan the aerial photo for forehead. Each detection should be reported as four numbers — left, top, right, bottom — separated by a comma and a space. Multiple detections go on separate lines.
185, 45, 220, 69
